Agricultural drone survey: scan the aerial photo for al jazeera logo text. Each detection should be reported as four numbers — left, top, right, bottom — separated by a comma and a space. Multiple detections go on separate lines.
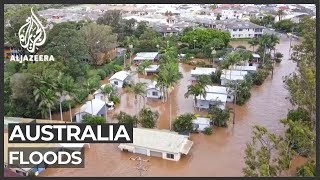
10, 8, 55, 63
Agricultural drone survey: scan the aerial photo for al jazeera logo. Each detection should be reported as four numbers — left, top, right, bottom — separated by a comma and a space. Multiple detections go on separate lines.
10, 8, 55, 63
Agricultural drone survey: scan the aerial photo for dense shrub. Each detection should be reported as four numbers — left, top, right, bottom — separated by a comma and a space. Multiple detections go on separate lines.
110, 95, 120, 104
98, 69, 107, 80
113, 65, 122, 72
203, 127, 213, 135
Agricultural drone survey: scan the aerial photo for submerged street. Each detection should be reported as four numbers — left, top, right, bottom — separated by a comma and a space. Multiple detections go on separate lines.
44, 36, 303, 177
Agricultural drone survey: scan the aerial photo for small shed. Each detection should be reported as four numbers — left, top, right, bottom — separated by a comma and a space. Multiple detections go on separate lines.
118, 128, 193, 161
109, 71, 130, 88
144, 65, 160, 75
252, 53, 260, 63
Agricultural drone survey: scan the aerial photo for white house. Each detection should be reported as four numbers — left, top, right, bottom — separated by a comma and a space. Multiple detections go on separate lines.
118, 128, 193, 161
192, 117, 211, 131
221, 9, 243, 20
93, 84, 109, 100
133, 52, 159, 63
109, 71, 131, 88
220, 70, 247, 86
205, 85, 234, 103
230, 65, 257, 73
191, 67, 216, 82
195, 93, 227, 110
222, 20, 264, 38
144, 65, 160, 75
146, 81, 163, 99
74, 99, 107, 123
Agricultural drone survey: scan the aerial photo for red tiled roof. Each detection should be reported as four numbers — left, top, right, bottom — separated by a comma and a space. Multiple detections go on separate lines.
4, 168, 23, 177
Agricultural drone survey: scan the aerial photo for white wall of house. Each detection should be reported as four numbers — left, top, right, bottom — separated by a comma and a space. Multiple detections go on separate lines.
110, 79, 124, 88
146, 88, 162, 99
119, 146, 181, 161
75, 112, 87, 123
195, 100, 226, 110
94, 93, 104, 100
229, 28, 263, 38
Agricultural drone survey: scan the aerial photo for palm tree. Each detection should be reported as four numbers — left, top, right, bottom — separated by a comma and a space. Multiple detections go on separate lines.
184, 84, 206, 109
33, 87, 57, 120
61, 76, 76, 122
197, 74, 211, 87
248, 38, 259, 52
100, 84, 117, 122
137, 60, 152, 81
277, 9, 284, 21
128, 82, 147, 117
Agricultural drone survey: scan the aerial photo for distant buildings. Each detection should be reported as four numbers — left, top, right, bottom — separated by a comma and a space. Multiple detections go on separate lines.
218, 19, 264, 38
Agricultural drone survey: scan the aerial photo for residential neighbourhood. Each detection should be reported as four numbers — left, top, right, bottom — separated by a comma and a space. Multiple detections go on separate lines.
3, 3, 316, 177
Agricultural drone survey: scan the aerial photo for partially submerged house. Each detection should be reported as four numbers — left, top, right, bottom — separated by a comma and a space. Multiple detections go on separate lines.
251, 53, 260, 64
205, 85, 234, 103
118, 128, 193, 161
133, 52, 159, 64
220, 70, 247, 86
74, 99, 107, 123
192, 117, 211, 131
146, 81, 163, 99
195, 93, 227, 110
229, 65, 257, 73
191, 67, 216, 82
144, 65, 160, 75
109, 71, 131, 88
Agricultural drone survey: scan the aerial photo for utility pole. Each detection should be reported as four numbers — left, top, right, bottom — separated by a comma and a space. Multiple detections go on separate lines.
130, 157, 149, 177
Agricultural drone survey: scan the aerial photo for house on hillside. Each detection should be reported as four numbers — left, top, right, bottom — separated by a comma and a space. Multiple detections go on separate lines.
118, 128, 193, 161
74, 99, 107, 123
109, 71, 131, 88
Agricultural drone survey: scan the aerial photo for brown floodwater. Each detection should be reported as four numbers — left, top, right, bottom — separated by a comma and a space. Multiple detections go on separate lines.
45, 36, 303, 177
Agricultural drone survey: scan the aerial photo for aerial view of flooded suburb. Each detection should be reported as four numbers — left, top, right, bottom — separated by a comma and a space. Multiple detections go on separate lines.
3, 3, 316, 177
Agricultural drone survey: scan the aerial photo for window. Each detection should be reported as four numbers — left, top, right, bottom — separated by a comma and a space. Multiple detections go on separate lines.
152, 91, 158, 96
233, 29, 237, 31
166, 153, 174, 159
239, 28, 243, 31
114, 81, 118, 85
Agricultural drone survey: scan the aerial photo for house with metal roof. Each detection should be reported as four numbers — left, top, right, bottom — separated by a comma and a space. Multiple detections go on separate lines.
118, 128, 193, 161
109, 71, 131, 88
195, 93, 227, 110
133, 52, 159, 63
74, 99, 107, 123
220, 69, 247, 86
191, 67, 216, 82
205, 85, 234, 103
144, 65, 160, 75
229, 65, 257, 73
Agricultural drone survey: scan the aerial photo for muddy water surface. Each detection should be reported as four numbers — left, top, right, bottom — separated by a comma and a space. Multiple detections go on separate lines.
45, 36, 303, 177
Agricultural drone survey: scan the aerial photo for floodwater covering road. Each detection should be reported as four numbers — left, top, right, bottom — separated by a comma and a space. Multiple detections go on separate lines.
44, 36, 303, 177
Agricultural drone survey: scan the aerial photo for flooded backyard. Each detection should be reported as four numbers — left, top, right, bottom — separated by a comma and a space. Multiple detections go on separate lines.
44, 36, 303, 177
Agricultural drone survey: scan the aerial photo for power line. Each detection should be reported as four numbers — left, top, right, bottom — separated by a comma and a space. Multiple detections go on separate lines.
129, 156, 150, 177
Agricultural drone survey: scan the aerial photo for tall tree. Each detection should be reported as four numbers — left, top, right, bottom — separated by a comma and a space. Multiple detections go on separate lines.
184, 84, 206, 108
80, 23, 118, 68
139, 108, 159, 128
128, 82, 147, 117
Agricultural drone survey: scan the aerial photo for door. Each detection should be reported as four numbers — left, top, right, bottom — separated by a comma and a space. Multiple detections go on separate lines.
135, 148, 147, 155
150, 151, 162, 158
